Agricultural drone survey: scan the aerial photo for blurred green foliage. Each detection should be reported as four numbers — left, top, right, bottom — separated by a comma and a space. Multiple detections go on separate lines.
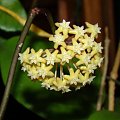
0, 0, 27, 31
0, 0, 120, 120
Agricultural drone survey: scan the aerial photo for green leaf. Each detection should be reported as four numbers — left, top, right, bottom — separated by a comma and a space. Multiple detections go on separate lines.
0, 36, 102, 120
0, 0, 27, 31
115, 98, 120, 112
88, 110, 120, 120
0, 36, 6, 44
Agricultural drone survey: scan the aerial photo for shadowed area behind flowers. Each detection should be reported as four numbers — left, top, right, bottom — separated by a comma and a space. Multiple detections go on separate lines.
21, 81, 99, 120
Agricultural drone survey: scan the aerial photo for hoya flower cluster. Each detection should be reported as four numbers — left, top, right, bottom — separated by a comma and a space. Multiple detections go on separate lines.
18, 20, 103, 93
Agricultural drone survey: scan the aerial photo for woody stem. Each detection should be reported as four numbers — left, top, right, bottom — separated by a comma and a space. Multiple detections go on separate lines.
0, 8, 40, 120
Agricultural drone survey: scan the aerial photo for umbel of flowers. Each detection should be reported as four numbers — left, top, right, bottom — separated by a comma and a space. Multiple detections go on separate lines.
18, 20, 103, 93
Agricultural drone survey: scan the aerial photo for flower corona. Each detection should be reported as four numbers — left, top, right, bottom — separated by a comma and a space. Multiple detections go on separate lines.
18, 20, 103, 93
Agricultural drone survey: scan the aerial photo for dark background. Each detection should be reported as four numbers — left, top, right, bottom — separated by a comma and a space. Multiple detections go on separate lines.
0, 0, 120, 120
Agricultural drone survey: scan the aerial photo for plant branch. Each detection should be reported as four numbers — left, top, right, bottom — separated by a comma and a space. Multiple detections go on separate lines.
45, 10, 56, 34
108, 41, 120, 111
0, 7, 40, 120
96, 27, 110, 111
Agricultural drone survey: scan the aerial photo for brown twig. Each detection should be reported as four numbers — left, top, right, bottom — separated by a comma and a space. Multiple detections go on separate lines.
108, 41, 120, 111
0, 8, 40, 120
96, 27, 110, 111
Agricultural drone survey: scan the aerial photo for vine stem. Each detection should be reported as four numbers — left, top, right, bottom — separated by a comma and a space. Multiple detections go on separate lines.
0, 8, 40, 120
96, 27, 110, 111
108, 41, 120, 111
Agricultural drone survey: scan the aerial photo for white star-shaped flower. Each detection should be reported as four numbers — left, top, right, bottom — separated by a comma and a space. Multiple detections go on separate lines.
93, 55, 104, 67
45, 49, 59, 65
98, 57, 104, 67
83, 76, 96, 86
57, 47, 74, 63
29, 49, 45, 65
64, 68, 80, 85
80, 64, 97, 74
85, 22, 101, 38
69, 25, 85, 39
37, 63, 54, 79
88, 64, 97, 73
41, 78, 54, 89
67, 40, 84, 54
90, 42, 103, 57
55, 19, 71, 37
84, 55, 91, 65
96, 42, 103, 53
52, 77, 71, 93
76, 52, 91, 66
49, 34, 66, 49
56, 19, 70, 29
79, 34, 94, 49
62, 52, 72, 63
18, 47, 30, 64
27, 66, 38, 79
79, 72, 95, 85
21, 63, 30, 72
